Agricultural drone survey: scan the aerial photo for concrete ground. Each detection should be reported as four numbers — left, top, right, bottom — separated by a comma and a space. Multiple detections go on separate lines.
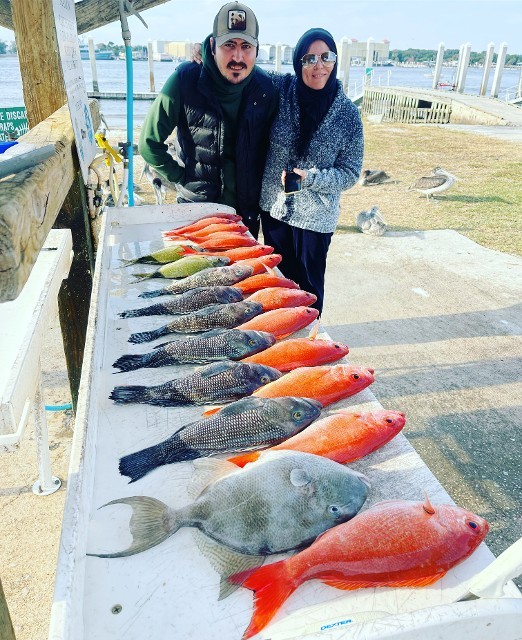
322, 229, 522, 584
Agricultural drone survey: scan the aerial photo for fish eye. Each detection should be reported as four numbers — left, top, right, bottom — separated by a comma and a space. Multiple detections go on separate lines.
248, 339, 256, 346
292, 410, 303, 420
335, 344, 340, 349
352, 373, 360, 380
329, 505, 340, 515
468, 520, 478, 529
386, 418, 393, 424
260, 375, 271, 383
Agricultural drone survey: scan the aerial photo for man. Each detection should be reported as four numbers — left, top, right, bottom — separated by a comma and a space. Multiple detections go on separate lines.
139, 2, 278, 237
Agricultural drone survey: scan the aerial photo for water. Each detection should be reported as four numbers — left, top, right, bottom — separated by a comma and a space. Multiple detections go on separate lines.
1, 56, 520, 129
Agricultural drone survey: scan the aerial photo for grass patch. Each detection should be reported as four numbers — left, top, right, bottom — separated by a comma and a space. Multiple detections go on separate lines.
340, 123, 522, 257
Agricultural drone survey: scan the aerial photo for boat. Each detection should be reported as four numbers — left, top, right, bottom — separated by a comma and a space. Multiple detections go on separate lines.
78, 43, 115, 60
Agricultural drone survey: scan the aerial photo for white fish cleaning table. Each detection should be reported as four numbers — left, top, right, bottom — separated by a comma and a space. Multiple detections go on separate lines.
49, 204, 520, 640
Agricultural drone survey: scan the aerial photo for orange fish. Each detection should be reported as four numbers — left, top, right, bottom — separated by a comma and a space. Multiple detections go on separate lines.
165, 215, 241, 235
194, 233, 258, 250
247, 287, 317, 311
238, 307, 319, 340
234, 273, 300, 295
229, 409, 405, 467
167, 222, 249, 241
232, 496, 489, 639
253, 363, 374, 405
240, 335, 348, 371
235, 254, 282, 275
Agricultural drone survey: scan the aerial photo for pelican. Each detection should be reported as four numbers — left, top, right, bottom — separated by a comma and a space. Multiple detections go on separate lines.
359, 169, 392, 186
356, 205, 387, 236
140, 163, 177, 205
409, 167, 458, 201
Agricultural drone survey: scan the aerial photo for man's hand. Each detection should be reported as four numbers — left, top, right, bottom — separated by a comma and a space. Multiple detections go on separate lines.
192, 42, 202, 65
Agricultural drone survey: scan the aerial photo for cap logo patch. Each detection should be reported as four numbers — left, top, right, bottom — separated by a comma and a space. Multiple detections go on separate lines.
228, 9, 246, 30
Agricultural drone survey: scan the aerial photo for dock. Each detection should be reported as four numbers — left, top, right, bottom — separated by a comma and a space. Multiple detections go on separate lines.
363, 86, 522, 126
87, 91, 158, 100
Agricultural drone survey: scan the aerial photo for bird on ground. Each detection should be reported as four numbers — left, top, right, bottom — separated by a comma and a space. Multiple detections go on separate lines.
409, 167, 458, 201
358, 169, 392, 186
356, 206, 387, 236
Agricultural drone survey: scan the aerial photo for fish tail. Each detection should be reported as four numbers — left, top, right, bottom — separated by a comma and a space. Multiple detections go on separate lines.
139, 288, 167, 299
109, 385, 152, 404
230, 560, 296, 639
132, 271, 156, 282
112, 351, 159, 372
119, 444, 167, 482
86, 496, 180, 557
128, 326, 168, 344
119, 257, 139, 266
119, 307, 147, 318
227, 451, 261, 468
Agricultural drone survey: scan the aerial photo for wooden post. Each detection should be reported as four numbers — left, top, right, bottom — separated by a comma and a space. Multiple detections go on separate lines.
10, 0, 94, 412
0, 577, 16, 640
480, 42, 495, 96
432, 42, 445, 90
274, 42, 282, 72
456, 42, 471, 93
148, 40, 155, 92
88, 37, 100, 93
339, 37, 351, 95
365, 37, 374, 86
491, 41, 508, 98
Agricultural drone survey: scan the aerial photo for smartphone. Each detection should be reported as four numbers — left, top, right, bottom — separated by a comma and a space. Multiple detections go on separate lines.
284, 170, 302, 194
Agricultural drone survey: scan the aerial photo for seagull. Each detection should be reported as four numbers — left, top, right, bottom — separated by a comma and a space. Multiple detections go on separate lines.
356, 205, 387, 236
359, 169, 392, 186
140, 163, 177, 205
409, 167, 458, 201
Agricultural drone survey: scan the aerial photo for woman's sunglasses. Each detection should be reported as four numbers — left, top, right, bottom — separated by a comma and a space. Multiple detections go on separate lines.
301, 51, 337, 68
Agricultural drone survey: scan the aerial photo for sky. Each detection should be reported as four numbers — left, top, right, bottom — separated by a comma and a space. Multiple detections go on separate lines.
0, 0, 521, 52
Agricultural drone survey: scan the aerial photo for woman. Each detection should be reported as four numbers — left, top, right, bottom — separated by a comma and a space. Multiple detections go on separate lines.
260, 28, 364, 314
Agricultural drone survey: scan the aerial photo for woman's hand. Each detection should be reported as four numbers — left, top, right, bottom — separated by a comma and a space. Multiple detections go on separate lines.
281, 168, 308, 188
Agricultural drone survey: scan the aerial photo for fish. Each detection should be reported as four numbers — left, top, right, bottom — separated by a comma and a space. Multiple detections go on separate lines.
128, 301, 263, 343
119, 245, 187, 266
140, 264, 253, 299
247, 287, 317, 311
118, 396, 323, 482
238, 307, 319, 340
234, 272, 299, 295
132, 255, 230, 281
172, 222, 249, 240
189, 233, 259, 251
240, 336, 349, 372
110, 360, 281, 409
253, 364, 375, 406
235, 254, 282, 275
163, 244, 275, 262
229, 409, 406, 467
118, 286, 244, 318
88, 451, 370, 571
112, 329, 276, 372
164, 214, 242, 235
232, 496, 489, 639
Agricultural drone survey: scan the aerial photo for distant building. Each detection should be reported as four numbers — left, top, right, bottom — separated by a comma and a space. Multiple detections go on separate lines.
166, 41, 193, 60
337, 38, 390, 65
152, 40, 169, 54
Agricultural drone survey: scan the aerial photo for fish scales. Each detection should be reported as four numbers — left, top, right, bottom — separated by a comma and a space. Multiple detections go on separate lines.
128, 301, 264, 343
119, 287, 243, 318
112, 329, 276, 372
110, 360, 281, 408
132, 255, 230, 281
140, 264, 254, 299
118, 396, 323, 482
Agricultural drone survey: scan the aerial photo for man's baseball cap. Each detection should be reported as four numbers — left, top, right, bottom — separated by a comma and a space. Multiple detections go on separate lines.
213, 2, 259, 48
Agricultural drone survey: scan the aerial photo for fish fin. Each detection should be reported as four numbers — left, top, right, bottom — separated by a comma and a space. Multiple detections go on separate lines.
276, 331, 294, 340
132, 271, 157, 282
227, 451, 261, 468
139, 288, 166, 299
308, 320, 320, 340
322, 572, 446, 591
423, 492, 436, 515
191, 529, 264, 600
198, 361, 236, 377
263, 265, 277, 276
181, 245, 203, 255
230, 560, 296, 640
86, 496, 177, 558
188, 458, 240, 499
119, 443, 166, 482
201, 405, 224, 417
109, 385, 150, 404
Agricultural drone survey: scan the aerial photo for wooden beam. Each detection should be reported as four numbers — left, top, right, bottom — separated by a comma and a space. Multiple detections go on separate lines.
0, 0, 172, 34
0, 101, 100, 302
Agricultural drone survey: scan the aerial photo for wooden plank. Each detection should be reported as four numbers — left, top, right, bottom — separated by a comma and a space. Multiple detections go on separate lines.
0, 101, 100, 302
0, 0, 172, 33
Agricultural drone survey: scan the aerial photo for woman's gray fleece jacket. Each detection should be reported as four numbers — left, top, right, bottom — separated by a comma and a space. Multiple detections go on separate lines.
260, 75, 364, 234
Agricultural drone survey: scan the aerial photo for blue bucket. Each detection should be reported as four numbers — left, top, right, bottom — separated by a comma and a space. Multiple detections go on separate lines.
0, 141, 18, 154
